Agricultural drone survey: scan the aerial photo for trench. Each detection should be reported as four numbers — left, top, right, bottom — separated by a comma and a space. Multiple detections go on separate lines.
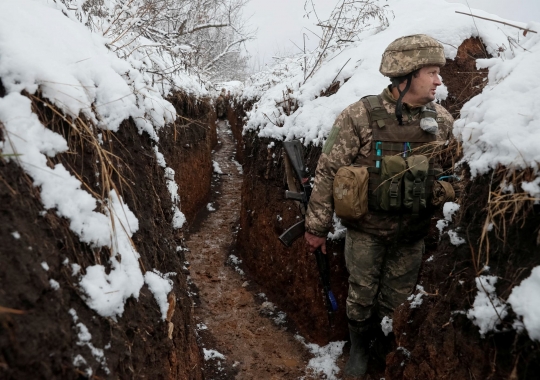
184, 120, 325, 379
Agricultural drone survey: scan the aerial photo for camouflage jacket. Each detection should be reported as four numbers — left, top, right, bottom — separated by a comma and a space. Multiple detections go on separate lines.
216, 95, 226, 115
305, 87, 454, 240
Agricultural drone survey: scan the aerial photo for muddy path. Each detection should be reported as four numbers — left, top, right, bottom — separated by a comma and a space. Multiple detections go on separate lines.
184, 120, 329, 379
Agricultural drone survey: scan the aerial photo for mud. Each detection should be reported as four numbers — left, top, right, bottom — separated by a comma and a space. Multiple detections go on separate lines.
440, 37, 490, 119
185, 120, 318, 379
0, 90, 213, 379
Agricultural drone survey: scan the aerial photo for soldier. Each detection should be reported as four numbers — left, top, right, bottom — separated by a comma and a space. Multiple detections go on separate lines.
304, 34, 455, 378
215, 88, 227, 119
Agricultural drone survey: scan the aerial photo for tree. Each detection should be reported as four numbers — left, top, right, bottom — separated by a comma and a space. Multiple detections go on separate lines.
58, 0, 253, 88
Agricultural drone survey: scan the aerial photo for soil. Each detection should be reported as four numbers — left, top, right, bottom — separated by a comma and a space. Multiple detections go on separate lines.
385, 171, 540, 380
185, 120, 320, 379
0, 90, 212, 380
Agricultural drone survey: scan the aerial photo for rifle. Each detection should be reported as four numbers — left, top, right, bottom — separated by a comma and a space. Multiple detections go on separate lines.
279, 140, 338, 325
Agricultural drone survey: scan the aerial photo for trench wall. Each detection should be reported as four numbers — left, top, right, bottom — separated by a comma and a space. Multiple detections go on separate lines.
386, 170, 540, 380
231, 128, 350, 345
0, 88, 215, 379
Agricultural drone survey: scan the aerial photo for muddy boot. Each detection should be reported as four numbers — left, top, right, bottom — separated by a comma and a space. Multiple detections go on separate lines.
344, 324, 369, 378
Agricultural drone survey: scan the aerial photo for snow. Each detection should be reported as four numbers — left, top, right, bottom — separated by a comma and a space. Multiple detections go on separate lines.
215, 80, 244, 97
79, 190, 144, 319
508, 266, 540, 341
213, 161, 223, 174
381, 316, 393, 336
49, 279, 60, 290
242, 0, 527, 147
197, 323, 208, 331
448, 230, 466, 246
70, 308, 110, 374
436, 219, 449, 238
437, 203, 461, 240
68, 308, 78, 322
41, 262, 49, 271
467, 276, 508, 337
203, 348, 226, 361
144, 270, 175, 321
228, 255, 242, 266
11, 231, 20, 239
455, 23, 540, 194
296, 335, 346, 380
71, 264, 81, 276
232, 159, 243, 174
408, 285, 426, 309
73, 354, 87, 367
328, 214, 347, 240
443, 202, 460, 221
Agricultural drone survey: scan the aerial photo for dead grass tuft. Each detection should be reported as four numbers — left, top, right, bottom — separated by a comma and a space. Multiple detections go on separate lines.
474, 166, 538, 272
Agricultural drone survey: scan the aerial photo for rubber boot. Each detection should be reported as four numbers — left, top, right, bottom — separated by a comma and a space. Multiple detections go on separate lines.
344, 324, 369, 378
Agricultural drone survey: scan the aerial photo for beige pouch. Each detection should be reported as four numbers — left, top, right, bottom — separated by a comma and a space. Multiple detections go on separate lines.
432, 180, 456, 206
333, 166, 369, 221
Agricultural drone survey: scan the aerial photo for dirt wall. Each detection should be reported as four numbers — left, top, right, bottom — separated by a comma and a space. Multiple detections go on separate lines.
233, 130, 350, 346
0, 89, 215, 379
386, 170, 540, 380
165, 92, 217, 226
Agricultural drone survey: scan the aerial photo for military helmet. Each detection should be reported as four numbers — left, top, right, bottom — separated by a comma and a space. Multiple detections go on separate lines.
379, 34, 446, 77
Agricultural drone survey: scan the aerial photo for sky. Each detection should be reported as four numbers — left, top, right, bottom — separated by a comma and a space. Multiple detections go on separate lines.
243, 0, 540, 70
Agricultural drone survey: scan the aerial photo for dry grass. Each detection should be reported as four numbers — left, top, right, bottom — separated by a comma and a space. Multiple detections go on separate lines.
474, 166, 538, 272
1, 92, 143, 263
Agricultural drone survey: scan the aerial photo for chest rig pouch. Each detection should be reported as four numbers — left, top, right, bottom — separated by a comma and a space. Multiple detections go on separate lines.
361, 95, 440, 216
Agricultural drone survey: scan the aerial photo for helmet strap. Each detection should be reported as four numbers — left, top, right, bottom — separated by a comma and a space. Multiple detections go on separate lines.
395, 73, 413, 126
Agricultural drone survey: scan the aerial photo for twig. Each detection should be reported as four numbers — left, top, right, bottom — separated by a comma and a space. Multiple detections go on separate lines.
0, 306, 26, 315
304, 0, 346, 84
330, 57, 351, 84
455, 11, 537, 34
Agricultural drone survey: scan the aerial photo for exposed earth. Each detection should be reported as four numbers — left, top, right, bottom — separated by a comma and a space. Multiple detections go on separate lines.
184, 120, 350, 380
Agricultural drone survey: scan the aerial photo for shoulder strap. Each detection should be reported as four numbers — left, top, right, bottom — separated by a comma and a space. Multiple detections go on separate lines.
361, 95, 393, 129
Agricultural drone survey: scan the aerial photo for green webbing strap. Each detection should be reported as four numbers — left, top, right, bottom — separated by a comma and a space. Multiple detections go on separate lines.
366, 95, 387, 128
366, 95, 382, 110
389, 177, 400, 208
412, 179, 422, 216
375, 142, 408, 152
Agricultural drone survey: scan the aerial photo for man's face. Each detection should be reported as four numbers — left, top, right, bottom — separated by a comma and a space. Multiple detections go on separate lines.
406, 65, 442, 105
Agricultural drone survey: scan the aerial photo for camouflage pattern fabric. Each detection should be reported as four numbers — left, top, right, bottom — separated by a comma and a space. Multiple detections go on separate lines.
216, 95, 226, 118
305, 86, 454, 239
344, 229, 424, 324
379, 34, 446, 78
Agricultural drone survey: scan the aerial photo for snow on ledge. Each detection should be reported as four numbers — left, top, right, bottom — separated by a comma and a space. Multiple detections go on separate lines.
454, 22, 540, 197
0, 0, 190, 319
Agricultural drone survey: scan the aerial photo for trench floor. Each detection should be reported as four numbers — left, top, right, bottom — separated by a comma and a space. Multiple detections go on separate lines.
185, 120, 323, 379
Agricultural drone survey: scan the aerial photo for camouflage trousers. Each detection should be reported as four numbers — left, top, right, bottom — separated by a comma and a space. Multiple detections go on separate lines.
344, 229, 424, 325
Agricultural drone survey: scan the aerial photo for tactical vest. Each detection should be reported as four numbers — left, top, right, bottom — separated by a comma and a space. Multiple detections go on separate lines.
354, 95, 441, 215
